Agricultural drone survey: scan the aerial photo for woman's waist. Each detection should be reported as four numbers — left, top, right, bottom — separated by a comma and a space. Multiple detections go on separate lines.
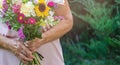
0, 23, 9, 35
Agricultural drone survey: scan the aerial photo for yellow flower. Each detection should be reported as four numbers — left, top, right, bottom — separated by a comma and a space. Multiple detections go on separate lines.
0, 0, 3, 9
38, 0, 45, 3
37, 19, 46, 26
34, 0, 50, 18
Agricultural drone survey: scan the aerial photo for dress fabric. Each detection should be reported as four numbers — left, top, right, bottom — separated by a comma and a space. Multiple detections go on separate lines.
0, 0, 65, 65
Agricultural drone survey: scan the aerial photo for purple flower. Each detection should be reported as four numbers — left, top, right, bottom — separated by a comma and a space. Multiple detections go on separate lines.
58, 16, 64, 20
0, 10, 5, 17
2, 0, 8, 12
34, 0, 38, 4
12, 4, 21, 14
54, 16, 58, 20
5, 21, 11, 30
18, 27, 25, 39
54, 16, 64, 20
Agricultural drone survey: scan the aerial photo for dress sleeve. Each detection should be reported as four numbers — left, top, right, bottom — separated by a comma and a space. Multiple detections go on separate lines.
46, 0, 65, 5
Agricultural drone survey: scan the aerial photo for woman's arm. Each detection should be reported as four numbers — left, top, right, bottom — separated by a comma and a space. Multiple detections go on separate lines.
28, 0, 73, 51
42, 0, 73, 43
0, 34, 33, 64
0, 34, 17, 52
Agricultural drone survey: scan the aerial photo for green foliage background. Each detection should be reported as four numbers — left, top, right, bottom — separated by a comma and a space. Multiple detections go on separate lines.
61, 0, 120, 65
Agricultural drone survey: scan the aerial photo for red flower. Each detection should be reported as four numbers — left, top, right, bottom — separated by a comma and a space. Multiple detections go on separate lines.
28, 18, 36, 24
18, 13, 25, 23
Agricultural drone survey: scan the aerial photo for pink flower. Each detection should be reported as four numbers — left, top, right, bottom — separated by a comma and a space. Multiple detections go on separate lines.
28, 18, 36, 24
17, 13, 25, 23
48, 1, 55, 7
54, 16, 58, 20
12, 4, 21, 14
54, 16, 64, 20
2, 0, 8, 12
58, 16, 64, 20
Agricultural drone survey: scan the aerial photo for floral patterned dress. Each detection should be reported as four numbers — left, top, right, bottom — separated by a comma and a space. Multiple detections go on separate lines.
0, 0, 65, 65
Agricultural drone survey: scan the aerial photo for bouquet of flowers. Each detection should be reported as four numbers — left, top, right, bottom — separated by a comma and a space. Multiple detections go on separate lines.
0, 0, 63, 65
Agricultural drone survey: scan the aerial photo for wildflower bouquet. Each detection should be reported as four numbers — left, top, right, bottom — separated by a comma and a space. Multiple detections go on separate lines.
0, 0, 63, 65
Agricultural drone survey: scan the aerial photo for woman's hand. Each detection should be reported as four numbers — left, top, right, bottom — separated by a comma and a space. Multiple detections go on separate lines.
5, 30, 34, 64
26, 25, 52, 52
12, 41, 34, 64
0, 34, 34, 64
26, 38, 42, 52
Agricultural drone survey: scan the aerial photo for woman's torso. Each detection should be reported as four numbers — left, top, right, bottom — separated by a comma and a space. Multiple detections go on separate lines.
0, 0, 65, 65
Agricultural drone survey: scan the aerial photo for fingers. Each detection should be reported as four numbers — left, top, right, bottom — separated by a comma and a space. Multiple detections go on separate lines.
20, 44, 34, 59
18, 44, 26, 55
26, 41, 37, 53
25, 39, 40, 53
18, 53, 32, 64
16, 52, 33, 64
14, 42, 34, 64
29, 47, 37, 53
42, 24, 52, 32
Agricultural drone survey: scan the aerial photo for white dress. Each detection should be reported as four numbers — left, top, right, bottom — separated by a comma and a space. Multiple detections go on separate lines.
0, 0, 65, 65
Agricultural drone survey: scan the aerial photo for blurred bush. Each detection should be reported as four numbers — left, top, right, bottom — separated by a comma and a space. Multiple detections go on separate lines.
61, 0, 120, 65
